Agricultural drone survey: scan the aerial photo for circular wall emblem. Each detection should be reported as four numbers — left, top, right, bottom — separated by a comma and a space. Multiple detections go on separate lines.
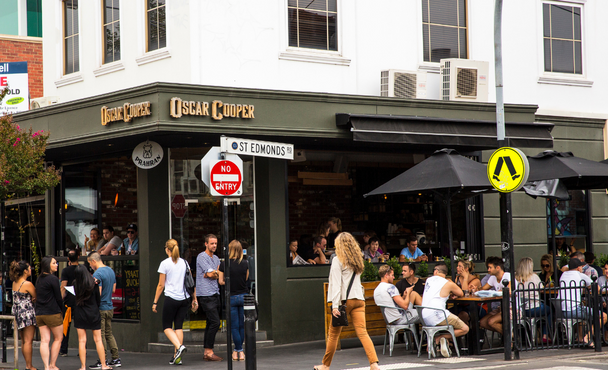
132, 141, 164, 169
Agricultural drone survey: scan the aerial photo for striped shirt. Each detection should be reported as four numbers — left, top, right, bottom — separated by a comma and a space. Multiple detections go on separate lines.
196, 251, 220, 297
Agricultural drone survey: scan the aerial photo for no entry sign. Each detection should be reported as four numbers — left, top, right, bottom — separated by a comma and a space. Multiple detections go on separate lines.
210, 159, 243, 196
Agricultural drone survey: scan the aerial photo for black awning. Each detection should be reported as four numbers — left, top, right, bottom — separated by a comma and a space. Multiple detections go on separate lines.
336, 114, 554, 149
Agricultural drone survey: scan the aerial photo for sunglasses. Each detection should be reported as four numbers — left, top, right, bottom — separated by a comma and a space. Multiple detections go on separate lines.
127, 231, 136, 234
541, 264, 550, 268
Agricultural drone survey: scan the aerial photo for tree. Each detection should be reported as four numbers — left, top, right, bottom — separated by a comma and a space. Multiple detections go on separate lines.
0, 88, 61, 200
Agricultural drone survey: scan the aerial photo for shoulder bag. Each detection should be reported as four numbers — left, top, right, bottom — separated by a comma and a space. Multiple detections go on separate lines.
331, 272, 356, 327
182, 259, 196, 301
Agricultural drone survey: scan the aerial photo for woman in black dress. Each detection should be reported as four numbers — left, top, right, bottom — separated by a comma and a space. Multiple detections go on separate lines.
35, 256, 63, 370
73, 265, 110, 370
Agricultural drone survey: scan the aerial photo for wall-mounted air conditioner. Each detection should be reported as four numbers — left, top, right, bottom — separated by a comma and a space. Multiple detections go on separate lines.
439, 59, 488, 102
30, 96, 59, 109
380, 70, 427, 99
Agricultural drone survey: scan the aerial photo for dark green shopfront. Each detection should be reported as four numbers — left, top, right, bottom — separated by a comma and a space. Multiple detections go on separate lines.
10, 82, 607, 351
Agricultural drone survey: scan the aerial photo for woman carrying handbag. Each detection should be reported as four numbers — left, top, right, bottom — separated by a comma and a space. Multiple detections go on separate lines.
314, 232, 379, 370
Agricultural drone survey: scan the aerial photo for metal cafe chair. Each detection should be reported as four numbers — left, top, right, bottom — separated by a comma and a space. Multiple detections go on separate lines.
520, 297, 551, 346
377, 304, 419, 356
415, 306, 460, 359
550, 298, 589, 347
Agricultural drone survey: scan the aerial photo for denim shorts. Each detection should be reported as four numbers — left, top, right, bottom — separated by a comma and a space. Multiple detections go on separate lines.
563, 306, 590, 320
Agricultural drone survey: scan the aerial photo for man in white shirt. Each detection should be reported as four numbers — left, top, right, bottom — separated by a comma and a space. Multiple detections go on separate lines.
421, 264, 468, 358
477, 257, 510, 335
559, 258, 606, 345
373, 265, 420, 325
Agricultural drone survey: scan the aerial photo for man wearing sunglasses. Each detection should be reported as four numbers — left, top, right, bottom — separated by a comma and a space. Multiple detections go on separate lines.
116, 224, 139, 255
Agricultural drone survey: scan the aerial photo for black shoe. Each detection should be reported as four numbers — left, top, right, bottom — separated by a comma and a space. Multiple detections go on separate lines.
59, 352, 68, 357
109, 358, 121, 367
88, 360, 102, 370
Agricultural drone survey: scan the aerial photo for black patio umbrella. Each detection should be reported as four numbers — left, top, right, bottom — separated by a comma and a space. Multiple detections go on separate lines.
365, 148, 493, 279
526, 150, 608, 283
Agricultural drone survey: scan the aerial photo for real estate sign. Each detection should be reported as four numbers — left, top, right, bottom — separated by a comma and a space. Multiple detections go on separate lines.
0, 61, 29, 115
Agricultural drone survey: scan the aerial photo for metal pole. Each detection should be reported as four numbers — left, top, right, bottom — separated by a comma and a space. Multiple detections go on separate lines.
591, 276, 602, 352
446, 198, 456, 281
494, 0, 505, 142
244, 294, 257, 370
223, 197, 232, 370
501, 281, 511, 360
550, 199, 558, 285
499, 193, 518, 360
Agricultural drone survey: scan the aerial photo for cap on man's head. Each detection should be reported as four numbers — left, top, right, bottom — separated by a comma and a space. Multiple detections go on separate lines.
568, 258, 585, 270
127, 224, 137, 232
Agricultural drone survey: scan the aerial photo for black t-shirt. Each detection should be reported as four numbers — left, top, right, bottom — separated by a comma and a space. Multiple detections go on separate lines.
396, 277, 425, 297
326, 231, 340, 249
306, 248, 323, 262
35, 273, 63, 316
219, 259, 249, 296
61, 264, 78, 307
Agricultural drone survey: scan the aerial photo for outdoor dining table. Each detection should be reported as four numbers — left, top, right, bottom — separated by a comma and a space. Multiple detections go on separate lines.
447, 295, 504, 356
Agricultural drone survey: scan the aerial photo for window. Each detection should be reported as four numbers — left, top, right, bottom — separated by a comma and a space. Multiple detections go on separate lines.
288, 0, 337, 51
27, 0, 42, 37
147, 0, 166, 52
63, 0, 79, 74
103, 0, 120, 63
543, 3, 582, 74
547, 190, 590, 254
422, 0, 467, 63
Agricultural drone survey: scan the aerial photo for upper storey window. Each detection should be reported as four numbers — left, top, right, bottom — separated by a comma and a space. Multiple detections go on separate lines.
147, 0, 166, 52
288, 0, 337, 51
422, 0, 467, 63
64, 0, 79, 74
103, 0, 121, 63
543, 3, 582, 74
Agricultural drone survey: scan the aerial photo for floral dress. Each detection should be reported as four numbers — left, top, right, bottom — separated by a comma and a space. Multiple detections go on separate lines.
12, 281, 36, 330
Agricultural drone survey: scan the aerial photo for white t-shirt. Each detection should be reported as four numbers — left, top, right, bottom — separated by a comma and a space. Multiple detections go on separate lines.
487, 272, 511, 291
559, 270, 592, 311
373, 282, 403, 323
158, 258, 190, 301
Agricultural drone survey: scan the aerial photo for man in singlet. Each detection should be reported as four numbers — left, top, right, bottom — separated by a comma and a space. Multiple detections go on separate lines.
421, 263, 469, 358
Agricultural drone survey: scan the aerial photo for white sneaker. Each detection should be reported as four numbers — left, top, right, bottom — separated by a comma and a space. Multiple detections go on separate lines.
440, 337, 450, 358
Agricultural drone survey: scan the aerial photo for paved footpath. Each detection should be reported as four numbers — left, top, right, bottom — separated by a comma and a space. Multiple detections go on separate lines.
5, 339, 608, 370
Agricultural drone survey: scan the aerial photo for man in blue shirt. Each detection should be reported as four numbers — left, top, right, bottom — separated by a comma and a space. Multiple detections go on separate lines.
88, 252, 121, 368
399, 235, 428, 262
196, 234, 223, 361
115, 224, 139, 255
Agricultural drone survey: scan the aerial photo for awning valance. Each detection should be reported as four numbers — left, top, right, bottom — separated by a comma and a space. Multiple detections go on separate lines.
336, 114, 554, 149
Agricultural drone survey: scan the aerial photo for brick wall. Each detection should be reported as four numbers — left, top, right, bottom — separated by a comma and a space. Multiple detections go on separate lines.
0, 36, 43, 99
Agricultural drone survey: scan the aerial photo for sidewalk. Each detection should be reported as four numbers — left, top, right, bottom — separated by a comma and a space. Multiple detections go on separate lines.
4, 338, 608, 370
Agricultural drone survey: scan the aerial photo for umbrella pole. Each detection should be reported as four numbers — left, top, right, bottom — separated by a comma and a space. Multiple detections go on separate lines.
446, 198, 456, 281
550, 198, 558, 285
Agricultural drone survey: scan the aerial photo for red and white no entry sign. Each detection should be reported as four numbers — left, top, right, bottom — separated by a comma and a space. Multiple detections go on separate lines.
210, 159, 243, 196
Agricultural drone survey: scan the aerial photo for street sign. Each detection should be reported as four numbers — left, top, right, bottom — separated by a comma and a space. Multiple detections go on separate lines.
220, 136, 294, 160
171, 194, 187, 218
210, 158, 243, 196
201, 147, 242, 188
487, 147, 529, 193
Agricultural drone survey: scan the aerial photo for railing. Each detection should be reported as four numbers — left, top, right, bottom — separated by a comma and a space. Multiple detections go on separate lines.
508, 278, 603, 355
0, 315, 19, 369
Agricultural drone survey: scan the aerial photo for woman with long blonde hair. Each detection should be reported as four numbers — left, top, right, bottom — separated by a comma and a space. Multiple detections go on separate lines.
314, 232, 379, 370
153, 239, 197, 365
218, 240, 249, 361
515, 257, 550, 343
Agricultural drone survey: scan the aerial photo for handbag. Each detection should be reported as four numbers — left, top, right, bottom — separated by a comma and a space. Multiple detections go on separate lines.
182, 259, 195, 301
331, 272, 356, 327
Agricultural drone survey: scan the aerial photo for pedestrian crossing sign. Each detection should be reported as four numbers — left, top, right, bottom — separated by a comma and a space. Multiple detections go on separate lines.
487, 147, 529, 193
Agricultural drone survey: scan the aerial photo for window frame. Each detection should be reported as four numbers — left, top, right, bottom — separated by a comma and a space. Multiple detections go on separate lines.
101, 0, 121, 64
62, 0, 80, 75
287, 0, 339, 52
420, 0, 469, 64
542, 1, 583, 75
146, 0, 167, 53
538, 0, 591, 86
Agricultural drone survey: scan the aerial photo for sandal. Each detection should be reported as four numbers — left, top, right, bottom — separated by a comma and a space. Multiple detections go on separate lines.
232, 351, 239, 361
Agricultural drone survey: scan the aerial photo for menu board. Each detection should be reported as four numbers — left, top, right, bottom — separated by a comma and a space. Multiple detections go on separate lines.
124, 266, 140, 320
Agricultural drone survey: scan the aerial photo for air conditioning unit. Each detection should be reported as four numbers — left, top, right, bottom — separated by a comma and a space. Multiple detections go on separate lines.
30, 96, 59, 109
439, 59, 488, 102
380, 70, 427, 99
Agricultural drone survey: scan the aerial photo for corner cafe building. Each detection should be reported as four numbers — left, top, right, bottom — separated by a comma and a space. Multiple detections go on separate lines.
12, 82, 607, 351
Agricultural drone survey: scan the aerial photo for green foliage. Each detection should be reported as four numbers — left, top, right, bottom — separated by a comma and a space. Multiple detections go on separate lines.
442, 256, 452, 276
362, 260, 379, 282
0, 88, 60, 201
596, 254, 608, 270
558, 254, 570, 269
386, 256, 402, 276
417, 260, 429, 278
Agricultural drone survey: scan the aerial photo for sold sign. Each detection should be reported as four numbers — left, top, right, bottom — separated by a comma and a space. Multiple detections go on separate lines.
209, 159, 243, 196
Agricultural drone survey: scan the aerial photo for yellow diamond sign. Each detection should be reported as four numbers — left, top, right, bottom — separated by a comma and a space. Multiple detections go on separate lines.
487, 147, 529, 193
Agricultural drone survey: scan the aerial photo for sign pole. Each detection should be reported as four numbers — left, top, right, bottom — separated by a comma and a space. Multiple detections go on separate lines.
223, 197, 232, 370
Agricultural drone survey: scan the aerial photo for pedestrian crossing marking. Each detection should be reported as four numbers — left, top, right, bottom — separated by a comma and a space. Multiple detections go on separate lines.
487, 147, 529, 193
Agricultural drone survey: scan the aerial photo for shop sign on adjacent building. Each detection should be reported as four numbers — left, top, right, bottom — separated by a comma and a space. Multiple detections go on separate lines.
220, 136, 294, 160
169, 97, 254, 121
132, 141, 164, 169
0, 61, 29, 115
101, 101, 151, 126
